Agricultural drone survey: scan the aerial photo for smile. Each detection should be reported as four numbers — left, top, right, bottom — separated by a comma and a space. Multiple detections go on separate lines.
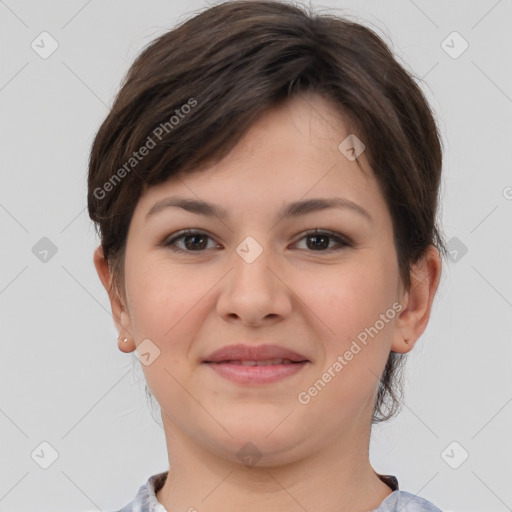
204, 360, 308, 384
217, 358, 297, 366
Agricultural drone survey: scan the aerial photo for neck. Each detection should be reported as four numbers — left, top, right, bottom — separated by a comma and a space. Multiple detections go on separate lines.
155, 419, 393, 512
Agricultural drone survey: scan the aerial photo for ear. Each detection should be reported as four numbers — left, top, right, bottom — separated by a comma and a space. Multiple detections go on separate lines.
93, 245, 136, 353
391, 245, 442, 354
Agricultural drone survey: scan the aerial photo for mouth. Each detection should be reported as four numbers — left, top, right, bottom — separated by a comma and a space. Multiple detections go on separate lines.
203, 344, 310, 384
209, 358, 305, 366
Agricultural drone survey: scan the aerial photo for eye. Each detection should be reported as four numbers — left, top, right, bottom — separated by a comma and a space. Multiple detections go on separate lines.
162, 229, 221, 253
292, 229, 352, 252
161, 228, 352, 254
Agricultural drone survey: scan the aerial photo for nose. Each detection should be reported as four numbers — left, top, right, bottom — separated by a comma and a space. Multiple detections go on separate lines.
216, 243, 293, 328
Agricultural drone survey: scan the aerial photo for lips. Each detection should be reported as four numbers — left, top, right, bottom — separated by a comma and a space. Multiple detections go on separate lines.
203, 344, 310, 384
203, 344, 309, 364
224, 358, 297, 366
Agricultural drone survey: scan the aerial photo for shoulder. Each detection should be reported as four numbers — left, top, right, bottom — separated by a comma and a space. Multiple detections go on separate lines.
116, 472, 168, 512
375, 490, 444, 512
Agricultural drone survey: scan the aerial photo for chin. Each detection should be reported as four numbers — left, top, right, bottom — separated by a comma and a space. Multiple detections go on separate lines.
202, 423, 307, 467
221, 439, 305, 469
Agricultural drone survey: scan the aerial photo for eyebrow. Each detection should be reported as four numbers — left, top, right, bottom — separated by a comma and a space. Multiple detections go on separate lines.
145, 196, 372, 223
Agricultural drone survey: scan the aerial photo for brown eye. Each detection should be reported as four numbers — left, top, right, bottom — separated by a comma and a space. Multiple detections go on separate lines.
294, 230, 352, 251
163, 230, 219, 252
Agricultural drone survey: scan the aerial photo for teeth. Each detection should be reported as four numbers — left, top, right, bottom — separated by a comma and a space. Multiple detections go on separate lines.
227, 358, 295, 366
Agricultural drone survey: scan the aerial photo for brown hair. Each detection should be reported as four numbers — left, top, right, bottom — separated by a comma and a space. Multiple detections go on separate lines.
88, 0, 447, 423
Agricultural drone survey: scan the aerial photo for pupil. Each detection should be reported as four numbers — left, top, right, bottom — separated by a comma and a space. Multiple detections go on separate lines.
308, 235, 328, 250
185, 234, 206, 250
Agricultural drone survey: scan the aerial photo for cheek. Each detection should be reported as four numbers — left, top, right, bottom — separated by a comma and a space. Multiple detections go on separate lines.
296, 255, 399, 412
125, 258, 213, 405
299, 256, 397, 343
125, 254, 209, 343
294, 266, 397, 418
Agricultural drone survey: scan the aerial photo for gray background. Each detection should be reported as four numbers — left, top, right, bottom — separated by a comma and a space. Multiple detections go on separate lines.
1, 0, 511, 510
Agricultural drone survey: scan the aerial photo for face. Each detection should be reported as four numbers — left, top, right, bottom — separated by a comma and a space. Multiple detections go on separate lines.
100, 93, 416, 466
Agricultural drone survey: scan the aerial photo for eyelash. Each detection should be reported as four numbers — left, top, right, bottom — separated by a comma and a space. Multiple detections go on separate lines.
161, 229, 352, 254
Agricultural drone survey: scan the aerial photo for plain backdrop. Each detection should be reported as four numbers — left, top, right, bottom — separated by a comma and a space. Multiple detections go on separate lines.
1, 0, 511, 511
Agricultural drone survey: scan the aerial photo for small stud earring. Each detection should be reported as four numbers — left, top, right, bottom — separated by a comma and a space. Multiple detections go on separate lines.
118, 335, 128, 343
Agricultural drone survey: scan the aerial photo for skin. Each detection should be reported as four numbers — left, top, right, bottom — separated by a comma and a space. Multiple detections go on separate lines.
94, 92, 441, 512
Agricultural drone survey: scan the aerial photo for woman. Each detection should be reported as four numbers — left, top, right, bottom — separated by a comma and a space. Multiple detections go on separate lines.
88, 1, 446, 510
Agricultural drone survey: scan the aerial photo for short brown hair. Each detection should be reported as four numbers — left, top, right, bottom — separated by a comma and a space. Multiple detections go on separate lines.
88, 0, 447, 423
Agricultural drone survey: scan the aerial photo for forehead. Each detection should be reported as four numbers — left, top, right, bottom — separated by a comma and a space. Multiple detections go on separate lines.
135, 92, 386, 224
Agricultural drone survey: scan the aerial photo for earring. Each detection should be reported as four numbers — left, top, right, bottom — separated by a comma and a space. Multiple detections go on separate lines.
118, 335, 128, 343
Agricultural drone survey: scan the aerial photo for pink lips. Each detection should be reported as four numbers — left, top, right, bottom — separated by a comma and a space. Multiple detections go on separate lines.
203, 344, 309, 384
